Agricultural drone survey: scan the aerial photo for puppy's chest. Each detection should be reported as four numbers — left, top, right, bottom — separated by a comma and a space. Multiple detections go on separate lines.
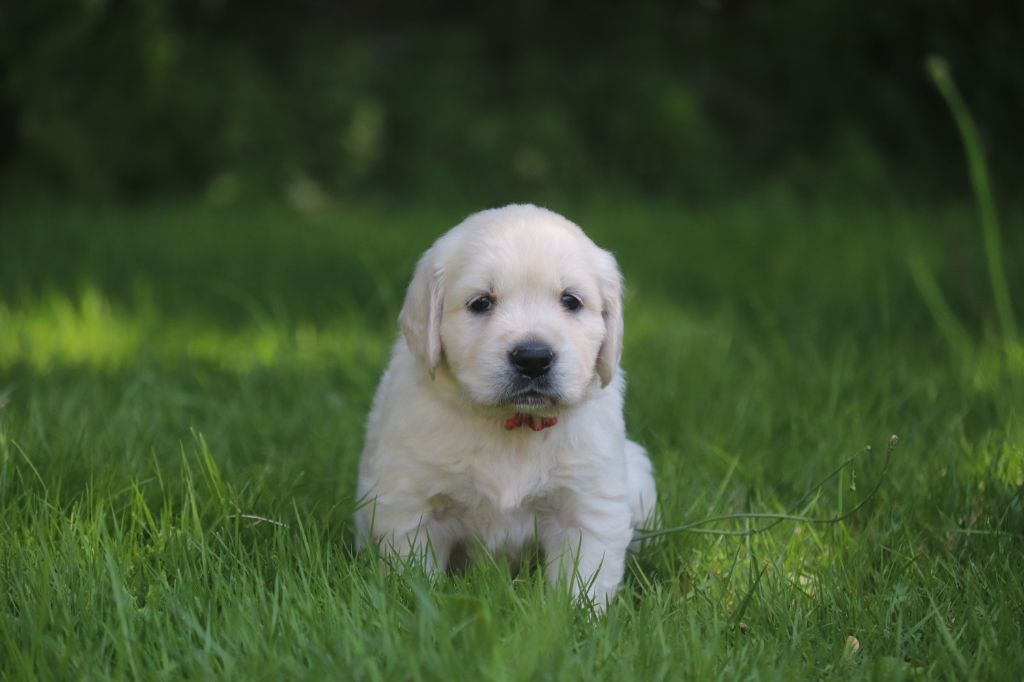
443, 447, 557, 516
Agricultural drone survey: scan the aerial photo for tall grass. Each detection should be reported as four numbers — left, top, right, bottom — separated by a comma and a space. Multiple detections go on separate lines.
924, 56, 1018, 350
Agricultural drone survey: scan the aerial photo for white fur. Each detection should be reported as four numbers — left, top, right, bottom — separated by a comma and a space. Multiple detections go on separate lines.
355, 204, 656, 610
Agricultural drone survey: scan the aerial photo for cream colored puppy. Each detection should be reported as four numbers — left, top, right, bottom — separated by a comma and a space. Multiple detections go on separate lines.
355, 204, 655, 610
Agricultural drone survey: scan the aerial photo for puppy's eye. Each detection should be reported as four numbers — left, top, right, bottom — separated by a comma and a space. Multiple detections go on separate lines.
467, 295, 494, 314
560, 293, 583, 312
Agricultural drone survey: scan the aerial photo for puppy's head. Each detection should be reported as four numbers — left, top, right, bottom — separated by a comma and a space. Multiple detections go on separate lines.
399, 204, 622, 412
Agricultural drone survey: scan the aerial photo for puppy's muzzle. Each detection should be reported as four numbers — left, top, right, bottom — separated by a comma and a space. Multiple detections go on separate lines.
509, 342, 555, 379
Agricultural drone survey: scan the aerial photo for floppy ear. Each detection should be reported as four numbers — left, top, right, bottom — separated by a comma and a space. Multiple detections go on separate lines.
595, 249, 624, 387
398, 249, 445, 377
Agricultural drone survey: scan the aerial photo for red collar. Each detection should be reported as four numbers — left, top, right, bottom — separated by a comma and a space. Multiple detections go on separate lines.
503, 414, 558, 431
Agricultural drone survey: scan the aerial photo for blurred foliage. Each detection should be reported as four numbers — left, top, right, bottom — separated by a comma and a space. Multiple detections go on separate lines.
0, 0, 1021, 199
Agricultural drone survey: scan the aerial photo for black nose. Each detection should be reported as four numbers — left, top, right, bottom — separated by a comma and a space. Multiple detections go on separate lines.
510, 342, 555, 378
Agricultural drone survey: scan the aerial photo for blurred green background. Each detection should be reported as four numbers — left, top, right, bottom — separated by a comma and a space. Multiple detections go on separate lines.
2, 0, 1022, 201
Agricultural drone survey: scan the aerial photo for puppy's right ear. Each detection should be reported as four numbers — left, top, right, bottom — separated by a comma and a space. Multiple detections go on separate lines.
399, 249, 445, 376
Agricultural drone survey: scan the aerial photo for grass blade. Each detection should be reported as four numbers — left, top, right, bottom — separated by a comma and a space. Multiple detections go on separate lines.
927, 55, 1018, 347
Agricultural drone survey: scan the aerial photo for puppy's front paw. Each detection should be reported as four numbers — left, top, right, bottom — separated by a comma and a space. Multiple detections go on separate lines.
541, 499, 633, 612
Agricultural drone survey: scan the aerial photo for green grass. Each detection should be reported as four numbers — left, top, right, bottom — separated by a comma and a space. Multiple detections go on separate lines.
1, 192, 1022, 679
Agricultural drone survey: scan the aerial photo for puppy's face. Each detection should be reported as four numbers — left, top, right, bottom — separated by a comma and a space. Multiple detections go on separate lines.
400, 206, 622, 413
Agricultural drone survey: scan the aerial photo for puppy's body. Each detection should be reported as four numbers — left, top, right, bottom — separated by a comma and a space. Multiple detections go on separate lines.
356, 205, 655, 608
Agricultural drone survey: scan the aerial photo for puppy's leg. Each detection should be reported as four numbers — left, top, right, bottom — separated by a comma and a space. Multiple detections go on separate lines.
624, 440, 658, 550
360, 502, 455, 574
386, 525, 453, 573
541, 495, 633, 612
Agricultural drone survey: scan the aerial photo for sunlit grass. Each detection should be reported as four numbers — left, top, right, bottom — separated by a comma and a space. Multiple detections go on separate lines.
0, 287, 389, 374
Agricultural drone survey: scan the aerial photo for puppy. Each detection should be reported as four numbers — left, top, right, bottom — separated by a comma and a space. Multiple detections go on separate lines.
355, 204, 656, 610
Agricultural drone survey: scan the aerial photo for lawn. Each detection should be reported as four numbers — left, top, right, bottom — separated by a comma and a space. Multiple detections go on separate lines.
1, 191, 1022, 679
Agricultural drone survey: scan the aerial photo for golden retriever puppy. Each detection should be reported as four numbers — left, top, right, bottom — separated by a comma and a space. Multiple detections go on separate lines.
355, 204, 656, 610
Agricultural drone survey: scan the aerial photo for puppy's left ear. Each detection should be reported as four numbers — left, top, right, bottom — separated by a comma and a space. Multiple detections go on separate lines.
595, 249, 624, 387
399, 248, 445, 377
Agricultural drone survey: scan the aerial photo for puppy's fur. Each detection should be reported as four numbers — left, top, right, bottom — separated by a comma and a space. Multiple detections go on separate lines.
355, 204, 656, 609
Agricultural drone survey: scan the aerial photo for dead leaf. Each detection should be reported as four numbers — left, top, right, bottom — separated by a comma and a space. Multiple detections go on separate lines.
845, 635, 861, 660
